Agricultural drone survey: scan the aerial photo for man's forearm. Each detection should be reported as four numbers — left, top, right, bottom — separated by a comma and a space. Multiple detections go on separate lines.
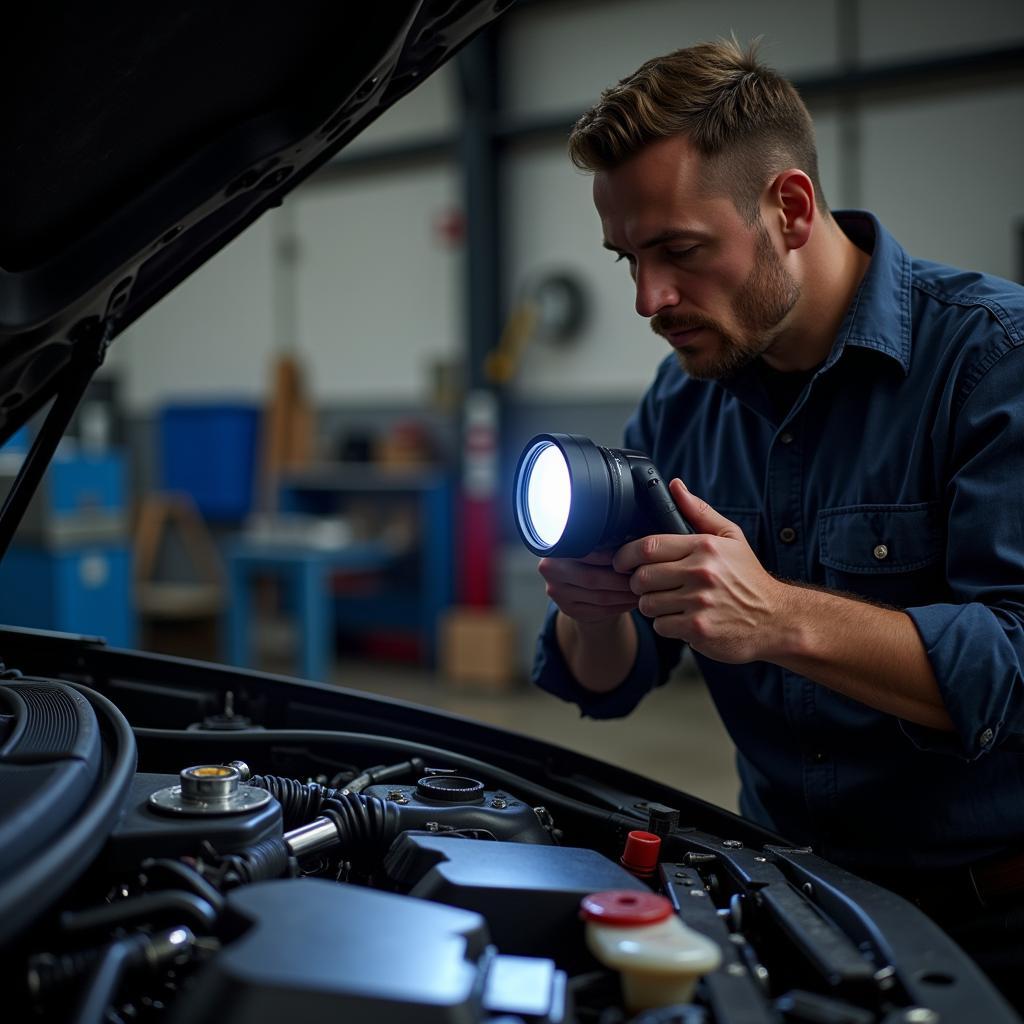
555, 610, 638, 693
765, 584, 954, 731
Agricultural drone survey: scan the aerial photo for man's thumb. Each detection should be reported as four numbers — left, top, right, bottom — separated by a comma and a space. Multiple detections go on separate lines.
669, 478, 741, 539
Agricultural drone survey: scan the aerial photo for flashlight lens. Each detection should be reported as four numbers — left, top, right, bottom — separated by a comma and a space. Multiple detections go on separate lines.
526, 442, 571, 548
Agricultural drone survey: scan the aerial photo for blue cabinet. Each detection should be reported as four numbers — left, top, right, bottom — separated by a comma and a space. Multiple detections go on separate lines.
0, 543, 135, 647
0, 450, 135, 646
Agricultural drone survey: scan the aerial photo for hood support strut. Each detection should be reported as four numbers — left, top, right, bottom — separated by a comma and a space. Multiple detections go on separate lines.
0, 319, 108, 562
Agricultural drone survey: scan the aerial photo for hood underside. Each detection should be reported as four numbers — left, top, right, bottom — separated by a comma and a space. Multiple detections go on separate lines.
0, 0, 508, 443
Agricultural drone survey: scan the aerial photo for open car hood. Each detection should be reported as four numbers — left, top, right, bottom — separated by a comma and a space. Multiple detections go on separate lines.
0, 1, 506, 445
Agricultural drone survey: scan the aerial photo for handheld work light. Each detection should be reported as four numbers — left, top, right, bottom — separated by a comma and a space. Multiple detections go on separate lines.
513, 433, 693, 558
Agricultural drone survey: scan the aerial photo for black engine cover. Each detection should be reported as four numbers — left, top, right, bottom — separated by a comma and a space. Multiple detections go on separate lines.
169, 879, 493, 1024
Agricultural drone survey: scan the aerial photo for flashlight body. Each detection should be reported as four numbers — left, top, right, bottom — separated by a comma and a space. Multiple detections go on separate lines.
623, 452, 693, 539
513, 432, 692, 558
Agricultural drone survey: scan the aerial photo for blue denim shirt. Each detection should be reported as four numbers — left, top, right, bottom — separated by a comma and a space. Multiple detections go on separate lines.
532, 211, 1024, 872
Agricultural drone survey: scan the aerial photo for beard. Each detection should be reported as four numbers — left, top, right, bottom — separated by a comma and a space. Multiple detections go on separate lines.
651, 223, 800, 380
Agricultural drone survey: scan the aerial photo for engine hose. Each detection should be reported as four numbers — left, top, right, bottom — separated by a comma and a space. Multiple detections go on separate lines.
69, 939, 134, 1024
248, 758, 425, 829
247, 774, 337, 830
60, 892, 217, 936
28, 927, 195, 998
319, 791, 403, 864
216, 837, 293, 889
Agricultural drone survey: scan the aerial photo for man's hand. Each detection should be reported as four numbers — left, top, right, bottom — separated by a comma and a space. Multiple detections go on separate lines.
538, 551, 639, 693
538, 550, 639, 624
612, 479, 951, 729
613, 479, 786, 663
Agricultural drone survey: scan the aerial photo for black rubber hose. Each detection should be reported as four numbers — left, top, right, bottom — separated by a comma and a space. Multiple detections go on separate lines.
60, 892, 217, 936
215, 837, 293, 888
248, 758, 426, 829
346, 757, 425, 794
247, 775, 337, 830
319, 792, 403, 863
69, 939, 133, 1024
140, 858, 226, 913
29, 928, 195, 999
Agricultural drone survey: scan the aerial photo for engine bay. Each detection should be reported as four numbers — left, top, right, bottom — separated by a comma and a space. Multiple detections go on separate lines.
1, 647, 1015, 1024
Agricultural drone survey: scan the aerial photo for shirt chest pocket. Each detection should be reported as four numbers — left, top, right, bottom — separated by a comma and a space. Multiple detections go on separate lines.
817, 502, 946, 608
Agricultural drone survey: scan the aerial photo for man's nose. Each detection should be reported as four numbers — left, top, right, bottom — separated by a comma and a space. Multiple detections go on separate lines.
634, 265, 680, 318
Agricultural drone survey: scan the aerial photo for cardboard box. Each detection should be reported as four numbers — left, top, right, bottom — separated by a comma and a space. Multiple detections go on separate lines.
440, 607, 520, 692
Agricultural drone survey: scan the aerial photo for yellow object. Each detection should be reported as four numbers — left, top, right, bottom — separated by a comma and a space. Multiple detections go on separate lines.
585, 912, 722, 1011
484, 301, 539, 385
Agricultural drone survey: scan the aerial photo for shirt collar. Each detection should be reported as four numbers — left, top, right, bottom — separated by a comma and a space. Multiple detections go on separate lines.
827, 210, 913, 375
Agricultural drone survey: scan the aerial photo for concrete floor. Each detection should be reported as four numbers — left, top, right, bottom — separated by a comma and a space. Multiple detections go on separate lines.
326, 656, 741, 812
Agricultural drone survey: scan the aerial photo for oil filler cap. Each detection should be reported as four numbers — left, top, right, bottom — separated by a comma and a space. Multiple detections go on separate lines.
415, 775, 486, 803
149, 764, 272, 816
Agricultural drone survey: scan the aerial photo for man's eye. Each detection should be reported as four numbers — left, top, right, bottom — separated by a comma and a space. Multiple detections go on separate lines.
667, 246, 699, 259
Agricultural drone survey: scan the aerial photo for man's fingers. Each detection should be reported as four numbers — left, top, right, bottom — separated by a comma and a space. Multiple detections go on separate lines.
539, 556, 634, 591
613, 533, 699, 573
630, 560, 689, 596
669, 479, 743, 539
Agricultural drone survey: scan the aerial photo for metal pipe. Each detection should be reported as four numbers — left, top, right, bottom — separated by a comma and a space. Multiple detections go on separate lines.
284, 816, 339, 859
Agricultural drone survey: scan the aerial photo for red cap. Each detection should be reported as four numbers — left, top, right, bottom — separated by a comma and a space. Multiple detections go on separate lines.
580, 890, 673, 926
620, 830, 662, 877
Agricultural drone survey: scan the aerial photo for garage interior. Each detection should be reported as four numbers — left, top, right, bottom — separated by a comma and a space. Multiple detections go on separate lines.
2, 0, 1022, 815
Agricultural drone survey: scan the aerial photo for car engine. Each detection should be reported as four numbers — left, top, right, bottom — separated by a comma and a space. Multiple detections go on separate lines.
1, 663, 1014, 1024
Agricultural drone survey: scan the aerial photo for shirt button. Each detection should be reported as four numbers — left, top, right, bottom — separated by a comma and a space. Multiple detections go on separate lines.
779, 431, 794, 445
979, 728, 994, 747
873, 544, 889, 561
779, 527, 797, 544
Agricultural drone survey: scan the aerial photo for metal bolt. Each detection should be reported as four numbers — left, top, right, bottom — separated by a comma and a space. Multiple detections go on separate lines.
802, 882, 814, 897
874, 965, 897, 990
491, 798, 508, 809
723, 840, 743, 849
689, 889, 706, 898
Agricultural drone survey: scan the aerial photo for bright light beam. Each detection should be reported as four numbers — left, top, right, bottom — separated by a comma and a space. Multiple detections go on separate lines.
526, 443, 571, 548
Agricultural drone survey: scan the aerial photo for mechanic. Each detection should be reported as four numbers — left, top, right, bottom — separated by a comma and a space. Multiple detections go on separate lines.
531, 38, 1024, 1002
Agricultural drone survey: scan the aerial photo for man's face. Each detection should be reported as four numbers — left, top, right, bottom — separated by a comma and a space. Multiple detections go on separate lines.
593, 134, 800, 380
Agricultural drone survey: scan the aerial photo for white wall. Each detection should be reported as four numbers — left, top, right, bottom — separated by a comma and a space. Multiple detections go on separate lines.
116, 66, 461, 411
117, 0, 1024, 411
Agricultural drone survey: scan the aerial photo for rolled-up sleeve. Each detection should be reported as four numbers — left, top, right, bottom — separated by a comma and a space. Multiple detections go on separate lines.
903, 343, 1024, 759
531, 602, 683, 719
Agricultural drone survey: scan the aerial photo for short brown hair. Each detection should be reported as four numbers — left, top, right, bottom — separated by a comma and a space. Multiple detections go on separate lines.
568, 38, 828, 223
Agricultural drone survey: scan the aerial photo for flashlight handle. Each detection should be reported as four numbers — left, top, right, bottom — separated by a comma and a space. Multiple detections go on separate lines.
631, 465, 694, 535
646, 480, 694, 535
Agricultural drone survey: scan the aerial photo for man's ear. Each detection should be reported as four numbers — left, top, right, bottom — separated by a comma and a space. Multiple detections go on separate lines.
768, 169, 815, 251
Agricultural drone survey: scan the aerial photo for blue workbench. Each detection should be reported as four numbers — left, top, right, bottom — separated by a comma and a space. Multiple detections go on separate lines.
225, 464, 454, 681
